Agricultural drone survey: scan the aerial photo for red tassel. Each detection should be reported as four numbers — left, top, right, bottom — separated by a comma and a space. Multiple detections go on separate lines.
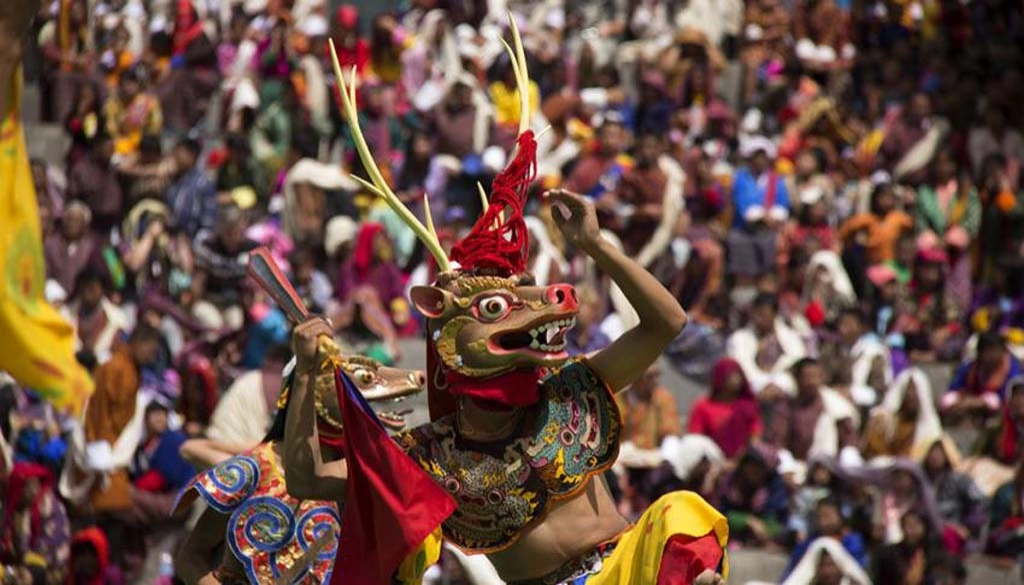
450, 131, 537, 275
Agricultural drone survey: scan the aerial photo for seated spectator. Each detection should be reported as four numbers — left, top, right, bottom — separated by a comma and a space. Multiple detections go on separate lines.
776, 186, 836, 289
602, 133, 667, 256
862, 368, 941, 460
801, 250, 857, 328
68, 527, 125, 585
428, 76, 491, 159
942, 332, 1022, 423
216, 133, 267, 204
83, 324, 163, 565
916, 148, 981, 246
120, 135, 174, 204
838, 179, 914, 271
289, 247, 333, 315
715, 443, 790, 547
616, 364, 681, 450
103, 68, 162, 157
973, 377, 1024, 465
131, 401, 195, 494
64, 269, 129, 365
45, 200, 100, 294
192, 206, 258, 329
67, 133, 125, 234
727, 138, 790, 281
564, 116, 632, 200
788, 456, 871, 544
782, 537, 871, 585
727, 292, 808, 398
659, 434, 725, 499
866, 460, 945, 547
884, 232, 918, 286
989, 459, 1024, 560
873, 509, 944, 585
205, 344, 288, 448
336, 223, 410, 330
819, 308, 891, 408
166, 138, 217, 239
687, 357, 762, 458
118, 203, 194, 296
764, 358, 860, 462
784, 499, 868, 579
969, 263, 1024, 349
917, 436, 988, 554
0, 462, 71, 584
896, 247, 965, 362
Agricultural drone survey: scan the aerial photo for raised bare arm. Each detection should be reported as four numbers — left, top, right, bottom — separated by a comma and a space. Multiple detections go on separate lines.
282, 317, 348, 501
546, 189, 687, 392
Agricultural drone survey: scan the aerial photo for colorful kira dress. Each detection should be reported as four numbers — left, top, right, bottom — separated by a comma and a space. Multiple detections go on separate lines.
174, 442, 341, 585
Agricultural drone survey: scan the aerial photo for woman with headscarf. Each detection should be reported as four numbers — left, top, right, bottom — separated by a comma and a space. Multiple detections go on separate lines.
336, 223, 410, 330
802, 250, 857, 328
782, 537, 872, 585
857, 459, 944, 547
916, 436, 988, 555
659, 434, 726, 499
68, 527, 125, 585
862, 368, 941, 460
687, 357, 763, 458
0, 463, 71, 584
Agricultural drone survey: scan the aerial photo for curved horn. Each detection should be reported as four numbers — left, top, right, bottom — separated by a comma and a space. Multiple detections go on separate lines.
328, 41, 452, 273
500, 12, 531, 137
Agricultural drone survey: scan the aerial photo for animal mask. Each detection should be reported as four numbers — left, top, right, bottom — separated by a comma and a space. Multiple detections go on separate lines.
331, 15, 576, 414
308, 337, 425, 435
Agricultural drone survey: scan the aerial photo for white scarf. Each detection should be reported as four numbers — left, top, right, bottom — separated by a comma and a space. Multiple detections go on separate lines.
848, 335, 892, 407
782, 537, 873, 585
871, 368, 942, 452
635, 155, 686, 269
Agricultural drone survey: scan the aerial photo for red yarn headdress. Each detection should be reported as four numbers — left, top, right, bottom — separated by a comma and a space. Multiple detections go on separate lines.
449, 131, 538, 276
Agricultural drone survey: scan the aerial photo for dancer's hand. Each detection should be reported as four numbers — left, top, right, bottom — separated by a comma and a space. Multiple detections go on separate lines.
292, 317, 333, 375
694, 569, 724, 585
545, 189, 603, 252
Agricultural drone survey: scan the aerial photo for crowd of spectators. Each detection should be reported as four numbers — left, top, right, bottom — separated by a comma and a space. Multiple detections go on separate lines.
2, 0, 1024, 582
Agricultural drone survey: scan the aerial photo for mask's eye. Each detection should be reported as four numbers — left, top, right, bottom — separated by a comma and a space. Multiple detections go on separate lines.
353, 369, 374, 385
476, 295, 510, 322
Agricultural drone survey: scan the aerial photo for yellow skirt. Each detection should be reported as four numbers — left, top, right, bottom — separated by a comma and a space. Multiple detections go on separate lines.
589, 491, 729, 585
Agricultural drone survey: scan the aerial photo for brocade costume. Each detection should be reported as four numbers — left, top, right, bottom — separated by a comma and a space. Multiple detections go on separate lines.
396, 359, 620, 552
175, 442, 342, 585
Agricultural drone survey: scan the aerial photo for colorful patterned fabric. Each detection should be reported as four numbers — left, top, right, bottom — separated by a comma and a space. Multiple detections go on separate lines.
177, 442, 341, 585
394, 359, 621, 553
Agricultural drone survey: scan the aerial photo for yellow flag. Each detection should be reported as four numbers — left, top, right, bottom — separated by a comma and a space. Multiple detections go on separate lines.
0, 67, 92, 415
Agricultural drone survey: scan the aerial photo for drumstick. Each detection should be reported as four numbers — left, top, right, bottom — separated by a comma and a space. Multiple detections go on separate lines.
247, 248, 310, 325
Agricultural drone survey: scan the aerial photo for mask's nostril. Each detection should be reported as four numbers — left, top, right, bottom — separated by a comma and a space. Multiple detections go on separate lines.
555, 289, 566, 304
571, 289, 578, 301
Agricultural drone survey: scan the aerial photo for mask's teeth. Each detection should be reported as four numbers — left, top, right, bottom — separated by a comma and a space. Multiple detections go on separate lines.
530, 339, 541, 350
546, 327, 557, 344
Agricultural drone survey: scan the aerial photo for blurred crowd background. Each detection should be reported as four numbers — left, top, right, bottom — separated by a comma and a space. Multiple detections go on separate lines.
2, 0, 1024, 582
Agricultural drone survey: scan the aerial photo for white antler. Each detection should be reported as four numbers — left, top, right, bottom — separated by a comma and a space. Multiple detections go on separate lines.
329, 41, 452, 272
